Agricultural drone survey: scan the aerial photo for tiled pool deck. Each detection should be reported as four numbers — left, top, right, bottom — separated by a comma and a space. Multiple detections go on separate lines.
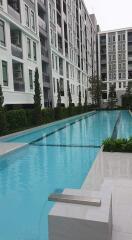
83, 151, 132, 240
0, 142, 27, 156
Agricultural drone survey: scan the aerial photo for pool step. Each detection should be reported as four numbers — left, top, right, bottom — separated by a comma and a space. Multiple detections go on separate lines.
48, 193, 101, 207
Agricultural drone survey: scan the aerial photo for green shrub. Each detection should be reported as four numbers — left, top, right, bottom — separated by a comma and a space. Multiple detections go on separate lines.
0, 110, 7, 133
42, 108, 55, 123
103, 137, 132, 152
25, 109, 34, 126
6, 109, 27, 130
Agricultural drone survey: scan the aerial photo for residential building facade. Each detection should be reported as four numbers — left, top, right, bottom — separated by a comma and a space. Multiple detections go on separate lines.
0, 0, 98, 109
0, 0, 44, 108
98, 28, 132, 105
47, 0, 97, 107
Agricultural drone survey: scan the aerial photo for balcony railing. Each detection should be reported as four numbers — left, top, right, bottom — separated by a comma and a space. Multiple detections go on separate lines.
38, 0, 46, 9
11, 44, 23, 59
41, 46, 48, 58
14, 80, 25, 92
128, 46, 132, 52
38, 16, 47, 32
8, 5, 20, 22
59, 67, 63, 76
128, 65, 132, 70
43, 73, 50, 82
101, 68, 107, 73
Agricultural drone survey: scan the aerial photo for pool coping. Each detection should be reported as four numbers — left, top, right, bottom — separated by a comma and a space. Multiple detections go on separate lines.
0, 111, 96, 157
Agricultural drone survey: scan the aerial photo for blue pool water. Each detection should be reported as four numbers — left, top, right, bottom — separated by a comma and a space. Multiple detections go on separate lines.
0, 110, 131, 240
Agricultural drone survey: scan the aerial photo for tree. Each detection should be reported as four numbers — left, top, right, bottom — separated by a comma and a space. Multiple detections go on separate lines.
122, 82, 132, 108
126, 82, 132, 95
67, 82, 72, 107
0, 85, 7, 132
33, 68, 42, 125
0, 85, 4, 110
57, 80, 61, 107
108, 84, 117, 109
88, 75, 103, 107
84, 90, 88, 106
78, 89, 82, 106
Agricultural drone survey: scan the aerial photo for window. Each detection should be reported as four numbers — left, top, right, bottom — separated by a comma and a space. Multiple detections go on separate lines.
52, 54, 54, 69
2, 61, 8, 86
123, 34, 125, 41
113, 54, 116, 60
119, 64, 121, 70
25, 5, 29, 27
0, 0, 2, 6
49, 3, 52, 19
113, 35, 115, 42
118, 35, 121, 41
0, 20, 5, 46
29, 69, 33, 90
119, 82, 121, 88
123, 82, 126, 88
31, 11, 35, 31
33, 42, 37, 60
53, 78, 56, 93
53, 9, 55, 24
119, 73, 122, 79
123, 43, 125, 50
113, 45, 115, 51
27, 38, 31, 58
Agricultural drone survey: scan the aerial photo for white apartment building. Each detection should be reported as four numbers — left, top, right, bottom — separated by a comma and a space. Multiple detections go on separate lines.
0, 0, 44, 108
0, 0, 98, 109
98, 28, 132, 105
48, 0, 97, 107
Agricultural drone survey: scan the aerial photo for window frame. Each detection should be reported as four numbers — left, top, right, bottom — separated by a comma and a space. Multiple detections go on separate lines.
0, 19, 5, 46
2, 60, 8, 86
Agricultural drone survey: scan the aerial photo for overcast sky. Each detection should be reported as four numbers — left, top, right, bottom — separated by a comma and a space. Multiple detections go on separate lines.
84, 0, 132, 31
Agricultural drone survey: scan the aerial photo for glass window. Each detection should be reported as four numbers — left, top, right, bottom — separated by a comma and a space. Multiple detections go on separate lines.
119, 82, 121, 88
0, 20, 5, 46
0, 0, 2, 6
113, 35, 115, 42
27, 38, 31, 58
118, 35, 121, 41
119, 73, 122, 79
123, 82, 126, 88
53, 78, 56, 93
29, 69, 33, 90
31, 11, 35, 31
25, 5, 29, 27
123, 34, 125, 41
33, 42, 37, 60
2, 61, 8, 86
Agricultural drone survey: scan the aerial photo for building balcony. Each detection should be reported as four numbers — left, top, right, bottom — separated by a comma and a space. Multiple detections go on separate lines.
14, 80, 25, 92
128, 65, 132, 71
128, 46, 132, 52
101, 68, 107, 73
11, 44, 23, 59
43, 73, 50, 82
7, 5, 21, 23
128, 56, 132, 61
38, 16, 47, 36
101, 59, 107, 64
38, 0, 46, 11
41, 46, 49, 60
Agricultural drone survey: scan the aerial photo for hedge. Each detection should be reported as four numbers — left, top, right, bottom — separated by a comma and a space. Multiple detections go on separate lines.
6, 109, 28, 130
103, 138, 132, 153
0, 105, 95, 136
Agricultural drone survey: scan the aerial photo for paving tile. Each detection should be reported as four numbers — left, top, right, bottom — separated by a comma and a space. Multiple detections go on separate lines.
112, 231, 132, 240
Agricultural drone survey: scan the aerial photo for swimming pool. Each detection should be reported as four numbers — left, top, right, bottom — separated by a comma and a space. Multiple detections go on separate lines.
0, 110, 131, 240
